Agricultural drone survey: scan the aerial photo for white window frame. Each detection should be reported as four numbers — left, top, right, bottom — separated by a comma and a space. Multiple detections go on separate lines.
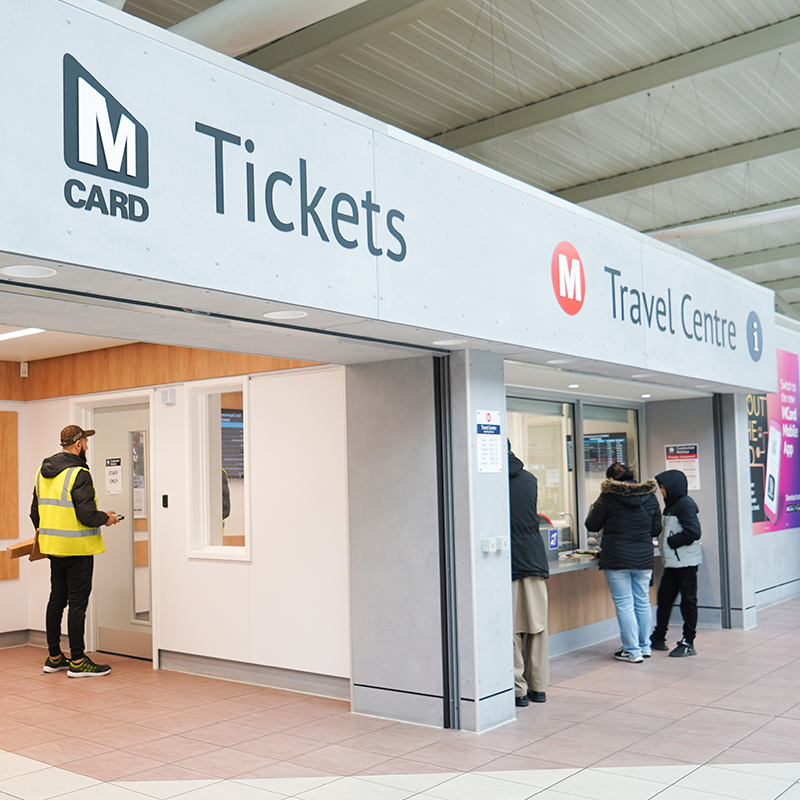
187, 376, 251, 561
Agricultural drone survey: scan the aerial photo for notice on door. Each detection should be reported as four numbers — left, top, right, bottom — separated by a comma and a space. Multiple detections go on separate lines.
105, 458, 123, 495
665, 444, 699, 490
476, 410, 503, 473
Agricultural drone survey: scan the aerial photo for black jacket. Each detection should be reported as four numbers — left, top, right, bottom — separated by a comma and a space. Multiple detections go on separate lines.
509, 451, 549, 580
585, 479, 661, 571
30, 451, 109, 530
655, 469, 701, 548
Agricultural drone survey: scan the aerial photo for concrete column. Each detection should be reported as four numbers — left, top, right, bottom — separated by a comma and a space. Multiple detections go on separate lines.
346, 356, 444, 726
719, 394, 758, 629
450, 350, 515, 732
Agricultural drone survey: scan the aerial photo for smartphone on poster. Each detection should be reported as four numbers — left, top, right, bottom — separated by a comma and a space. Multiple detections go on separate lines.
764, 419, 782, 522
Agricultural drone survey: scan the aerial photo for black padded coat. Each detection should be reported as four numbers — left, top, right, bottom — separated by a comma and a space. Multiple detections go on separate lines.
509, 450, 549, 581
585, 479, 661, 571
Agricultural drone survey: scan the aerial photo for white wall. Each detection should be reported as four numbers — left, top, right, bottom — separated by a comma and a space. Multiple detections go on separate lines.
154, 367, 350, 678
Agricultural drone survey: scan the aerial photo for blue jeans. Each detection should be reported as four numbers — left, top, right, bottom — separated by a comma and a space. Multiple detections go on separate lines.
604, 569, 653, 659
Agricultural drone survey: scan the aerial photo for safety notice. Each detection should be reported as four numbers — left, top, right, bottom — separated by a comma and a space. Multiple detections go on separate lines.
665, 444, 699, 490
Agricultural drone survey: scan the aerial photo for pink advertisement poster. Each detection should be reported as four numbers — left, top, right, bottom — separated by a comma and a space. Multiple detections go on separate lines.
749, 349, 800, 533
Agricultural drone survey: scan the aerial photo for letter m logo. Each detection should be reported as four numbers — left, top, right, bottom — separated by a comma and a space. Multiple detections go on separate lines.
551, 241, 586, 315
63, 54, 149, 188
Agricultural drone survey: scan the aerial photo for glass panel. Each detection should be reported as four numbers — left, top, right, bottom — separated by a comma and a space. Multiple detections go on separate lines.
507, 398, 578, 553
582, 405, 640, 547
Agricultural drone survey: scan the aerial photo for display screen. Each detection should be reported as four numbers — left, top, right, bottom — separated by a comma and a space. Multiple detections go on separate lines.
584, 432, 627, 473
221, 408, 244, 478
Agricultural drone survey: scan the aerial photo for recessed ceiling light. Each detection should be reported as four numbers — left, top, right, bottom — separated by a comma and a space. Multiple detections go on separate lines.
0, 265, 58, 278
263, 310, 308, 320
568, 384, 579, 388
641, 393, 652, 399
630, 373, 652, 379
431, 338, 467, 346
0, 327, 45, 342
545, 358, 576, 365
694, 384, 713, 390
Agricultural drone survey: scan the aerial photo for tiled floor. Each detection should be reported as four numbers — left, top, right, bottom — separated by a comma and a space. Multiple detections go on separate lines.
3, 598, 800, 798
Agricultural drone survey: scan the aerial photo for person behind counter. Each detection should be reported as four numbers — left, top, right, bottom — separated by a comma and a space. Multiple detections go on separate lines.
585, 462, 661, 663
508, 443, 549, 707
651, 469, 702, 657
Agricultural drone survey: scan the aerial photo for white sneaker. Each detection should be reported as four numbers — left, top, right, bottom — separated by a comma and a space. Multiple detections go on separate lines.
614, 650, 644, 663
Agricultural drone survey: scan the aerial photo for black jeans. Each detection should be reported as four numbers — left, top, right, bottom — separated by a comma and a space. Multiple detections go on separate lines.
46, 555, 94, 661
653, 565, 698, 644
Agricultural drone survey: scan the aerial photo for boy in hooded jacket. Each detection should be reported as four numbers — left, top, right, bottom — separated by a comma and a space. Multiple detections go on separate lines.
651, 469, 702, 657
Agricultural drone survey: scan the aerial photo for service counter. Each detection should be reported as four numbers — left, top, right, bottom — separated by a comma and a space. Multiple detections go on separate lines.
547, 553, 663, 637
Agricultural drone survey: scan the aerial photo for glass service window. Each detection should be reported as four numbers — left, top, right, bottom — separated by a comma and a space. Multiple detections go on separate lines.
582, 405, 640, 547
188, 379, 250, 560
507, 397, 578, 554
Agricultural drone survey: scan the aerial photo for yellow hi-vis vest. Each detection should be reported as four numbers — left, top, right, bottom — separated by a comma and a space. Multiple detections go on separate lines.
35, 467, 105, 556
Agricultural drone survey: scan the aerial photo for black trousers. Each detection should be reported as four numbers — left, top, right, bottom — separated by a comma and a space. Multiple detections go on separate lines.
653, 565, 698, 644
46, 555, 94, 661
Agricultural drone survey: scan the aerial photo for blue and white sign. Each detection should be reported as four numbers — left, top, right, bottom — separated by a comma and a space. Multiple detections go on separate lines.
476, 410, 502, 474
548, 529, 559, 551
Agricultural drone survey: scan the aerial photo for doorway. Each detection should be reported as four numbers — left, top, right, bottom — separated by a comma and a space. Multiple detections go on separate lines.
86, 400, 152, 660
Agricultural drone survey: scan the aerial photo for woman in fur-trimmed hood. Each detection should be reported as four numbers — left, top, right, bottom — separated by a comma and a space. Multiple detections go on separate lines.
585, 463, 662, 662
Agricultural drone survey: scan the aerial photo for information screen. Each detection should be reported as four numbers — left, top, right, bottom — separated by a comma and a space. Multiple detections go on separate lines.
584, 432, 627, 473
221, 408, 244, 478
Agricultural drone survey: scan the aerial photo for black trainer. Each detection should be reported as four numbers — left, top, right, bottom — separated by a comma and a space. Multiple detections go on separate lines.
669, 638, 697, 657
650, 638, 669, 651
43, 653, 69, 673
528, 690, 546, 703
67, 656, 112, 678
515, 695, 529, 707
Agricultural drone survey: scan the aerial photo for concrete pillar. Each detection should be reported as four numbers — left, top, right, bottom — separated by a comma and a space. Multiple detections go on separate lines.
450, 350, 515, 732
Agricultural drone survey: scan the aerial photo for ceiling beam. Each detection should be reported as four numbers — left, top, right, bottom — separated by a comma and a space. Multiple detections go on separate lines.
555, 127, 800, 204
241, 0, 445, 72
436, 15, 800, 151
711, 242, 800, 271
762, 275, 800, 292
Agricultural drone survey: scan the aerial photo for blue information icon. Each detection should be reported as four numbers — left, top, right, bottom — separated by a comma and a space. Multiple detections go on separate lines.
746, 311, 763, 362
548, 529, 559, 550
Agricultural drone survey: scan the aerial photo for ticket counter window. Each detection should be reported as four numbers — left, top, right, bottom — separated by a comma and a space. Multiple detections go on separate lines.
507, 398, 578, 553
583, 405, 640, 547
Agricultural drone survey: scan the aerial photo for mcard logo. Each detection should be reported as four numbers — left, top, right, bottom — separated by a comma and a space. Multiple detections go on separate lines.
62, 54, 149, 221
551, 241, 585, 315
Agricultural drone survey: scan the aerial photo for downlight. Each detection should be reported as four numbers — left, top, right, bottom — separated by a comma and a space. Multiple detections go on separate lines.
263, 310, 308, 320
0, 265, 58, 278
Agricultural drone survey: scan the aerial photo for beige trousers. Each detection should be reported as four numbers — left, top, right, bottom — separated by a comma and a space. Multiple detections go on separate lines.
512, 576, 549, 695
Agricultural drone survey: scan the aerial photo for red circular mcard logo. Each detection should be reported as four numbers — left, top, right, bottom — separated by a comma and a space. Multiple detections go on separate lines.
551, 241, 585, 315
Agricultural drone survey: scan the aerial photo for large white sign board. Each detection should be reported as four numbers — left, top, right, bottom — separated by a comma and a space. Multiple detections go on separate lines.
0, 0, 777, 391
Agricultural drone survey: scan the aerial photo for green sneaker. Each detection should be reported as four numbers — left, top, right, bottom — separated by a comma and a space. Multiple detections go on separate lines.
43, 653, 69, 673
67, 656, 111, 678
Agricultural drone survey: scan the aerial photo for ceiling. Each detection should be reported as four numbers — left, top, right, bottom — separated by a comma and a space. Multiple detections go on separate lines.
13, 0, 800, 374
114, 0, 800, 323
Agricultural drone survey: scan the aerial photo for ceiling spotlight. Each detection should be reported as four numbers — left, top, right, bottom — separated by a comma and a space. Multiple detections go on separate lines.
641, 393, 652, 399
568, 384, 579, 389
0, 327, 45, 342
694, 384, 713, 390
0, 265, 58, 278
263, 310, 308, 320
630, 373, 652, 379
431, 338, 467, 346
545, 358, 576, 365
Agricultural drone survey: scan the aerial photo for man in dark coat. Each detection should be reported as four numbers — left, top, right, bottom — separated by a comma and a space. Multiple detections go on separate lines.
509, 445, 549, 707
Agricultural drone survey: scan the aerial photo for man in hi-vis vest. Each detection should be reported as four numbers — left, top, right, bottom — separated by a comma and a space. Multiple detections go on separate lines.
30, 425, 120, 677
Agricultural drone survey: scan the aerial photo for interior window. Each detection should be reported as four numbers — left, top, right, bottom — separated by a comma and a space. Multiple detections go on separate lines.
507, 398, 578, 554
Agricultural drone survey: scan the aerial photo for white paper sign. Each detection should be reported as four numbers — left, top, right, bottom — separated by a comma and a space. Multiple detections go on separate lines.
105, 458, 122, 495
665, 444, 700, 490
476, 410, 503, 473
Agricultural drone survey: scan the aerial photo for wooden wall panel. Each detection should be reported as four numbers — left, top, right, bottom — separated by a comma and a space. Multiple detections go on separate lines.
0, 412, 18, 540
19, 343, 318, 401
0, 362, 24, 401
0, 550, 19, 581
134, 539, 149, 568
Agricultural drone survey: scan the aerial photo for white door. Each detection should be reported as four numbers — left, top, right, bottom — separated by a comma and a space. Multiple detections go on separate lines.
92, 403, 152, 659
